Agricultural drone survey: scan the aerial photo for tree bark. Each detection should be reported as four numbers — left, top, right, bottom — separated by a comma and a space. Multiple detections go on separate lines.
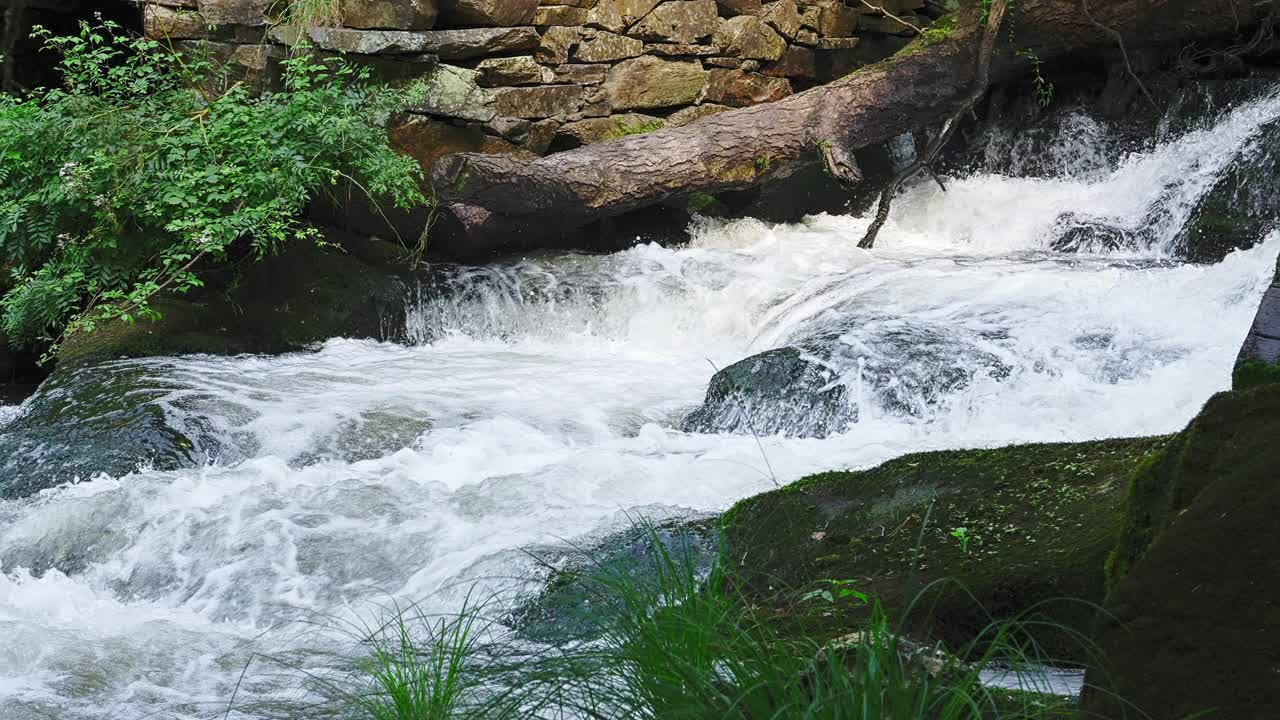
431, 0, 1275, 256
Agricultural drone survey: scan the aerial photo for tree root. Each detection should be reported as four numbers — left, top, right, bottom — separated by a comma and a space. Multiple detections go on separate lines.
857, 0, 1010, 249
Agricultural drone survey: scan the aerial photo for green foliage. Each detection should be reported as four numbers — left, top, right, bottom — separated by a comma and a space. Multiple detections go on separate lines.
0, 21, 428, 355
1017, 49, 1055, 108
302, 524, 1086, 719
611, 116, 664, 138
272, 0, 345, 27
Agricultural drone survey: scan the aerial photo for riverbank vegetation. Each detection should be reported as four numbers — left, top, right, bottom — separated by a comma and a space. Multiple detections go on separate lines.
0, 21, 425, 359
261, 526, 1085, 720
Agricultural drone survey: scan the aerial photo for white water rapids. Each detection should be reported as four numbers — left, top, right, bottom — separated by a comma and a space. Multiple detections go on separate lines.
2, 92, 1280, 719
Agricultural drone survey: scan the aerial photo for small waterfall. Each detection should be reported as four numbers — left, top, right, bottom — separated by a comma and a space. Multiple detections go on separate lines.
1, 89, 1279, 718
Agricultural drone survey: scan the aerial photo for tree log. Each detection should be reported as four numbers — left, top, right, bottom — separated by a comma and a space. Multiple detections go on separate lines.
431, 0, 1275, 256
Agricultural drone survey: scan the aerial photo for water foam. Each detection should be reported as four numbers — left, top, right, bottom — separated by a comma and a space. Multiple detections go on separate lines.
1, 92, 1279, 718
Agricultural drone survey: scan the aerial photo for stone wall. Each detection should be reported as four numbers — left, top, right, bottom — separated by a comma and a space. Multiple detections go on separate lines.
141, 0, 936, 172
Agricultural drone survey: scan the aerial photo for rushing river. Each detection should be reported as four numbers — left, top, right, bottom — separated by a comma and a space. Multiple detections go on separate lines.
2, 91, 1280, 718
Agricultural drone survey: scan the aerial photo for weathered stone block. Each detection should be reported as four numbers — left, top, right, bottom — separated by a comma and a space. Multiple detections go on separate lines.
537, 26, 581, 63
534, 4, 591, 24
342, 0, 439, 29
410, 64, 497, 122
145, 5, 209, 39
553, 63, 610, 84
761, 0, 802, 40
484, 115, 534, 142
795, 27, 819, 45
762, 43, 815, 77
439, 0, 537, 27
716, 0, 762, 15
475, 55, 555, 86
573, 29, 644, 62
495, 84, 586, 118
666, 103, 733, 126
585, 0, 661, 31
816, 36, 859, 48
389, 116, 522, 176
554, 112, 665, 148
712, 16, 787, 61
197, 0, 269, 26
817, 1, 858, 36
627, 0, 719, 44
271, 26, 540, 59
704, 67, 791, 106
604, 56, 708, 110
644, 43, 721, 56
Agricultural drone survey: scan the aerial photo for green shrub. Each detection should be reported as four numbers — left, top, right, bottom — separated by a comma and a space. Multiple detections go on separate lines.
0, 20, 428, 356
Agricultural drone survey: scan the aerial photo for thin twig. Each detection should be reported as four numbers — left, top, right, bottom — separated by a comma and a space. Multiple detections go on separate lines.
858, 0, 924, 33
1081, 0, 1157, 110
705, 358, 780, 488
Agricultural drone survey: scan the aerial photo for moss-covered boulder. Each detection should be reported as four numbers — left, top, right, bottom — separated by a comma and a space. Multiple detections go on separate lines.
57, 232, 417, 368
1082, 384, 1280, 719
721, 437, 1169, 661
1232, 251, 1280, 390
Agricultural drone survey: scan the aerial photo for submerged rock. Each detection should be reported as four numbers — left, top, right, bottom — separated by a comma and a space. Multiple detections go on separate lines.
508, 513, 719, 643
683, 347, 855, 438
684, 320, 1011, 439
721, 436, 1169, 661
0, 362, 200, 498
1083, 383, 1280, 719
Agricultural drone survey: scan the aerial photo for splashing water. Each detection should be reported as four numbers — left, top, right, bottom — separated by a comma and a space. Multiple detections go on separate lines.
2, 91, 1280, 718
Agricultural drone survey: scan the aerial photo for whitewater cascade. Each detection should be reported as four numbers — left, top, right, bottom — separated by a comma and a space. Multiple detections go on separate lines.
2, 91, 1280, 718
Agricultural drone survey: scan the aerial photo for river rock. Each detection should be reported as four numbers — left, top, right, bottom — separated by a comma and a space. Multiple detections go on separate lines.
627, 0, 720, 44
572, 28, 644, 62
683, 347, 855, 437
475, 55, 555, 86
603, 56, 708, 110
196, 0, 268, 26
761, 0, 802, 40
495, 84, 586, 118
722, 435, 1168, 662
666, 102, 733, 126
712, 16, 788, 61
0, 363, 202, 499
815, 0, 858, 36
522, 118, 562, 153
1083, 384, 1280, 719
342, 0, 439, 29
704, 68, 791, 106
1234, 253, 1280, 388
439, 0, 537, 26
485, 115, 534, 141
409, 63, 497, 121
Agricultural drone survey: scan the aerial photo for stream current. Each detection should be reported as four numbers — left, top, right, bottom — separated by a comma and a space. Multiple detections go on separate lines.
2, 91, 1280, 718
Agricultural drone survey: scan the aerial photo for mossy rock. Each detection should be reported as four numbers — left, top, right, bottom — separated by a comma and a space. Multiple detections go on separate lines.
58, 233, 416, 368
1083, 385, 1280, 719
721, 437, 1170, 662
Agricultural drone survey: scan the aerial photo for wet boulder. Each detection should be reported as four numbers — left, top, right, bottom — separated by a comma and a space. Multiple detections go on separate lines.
1082, 383, 1280, 719
0, 362, 200, 498
722, 436, 1170, 662
1233, 250, 1280, 388
683, 319, 1011, 439
683, 347, 855, 439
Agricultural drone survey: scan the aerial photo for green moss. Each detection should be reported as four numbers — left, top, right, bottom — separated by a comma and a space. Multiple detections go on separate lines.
754, 155, 773, 172
611, 117, 665, 138
685, 191, 724, 215
897, 15, 959, 57
1085, 384, 1280, 718
721, 436, 1169, 660
1231, 357, 1280, 390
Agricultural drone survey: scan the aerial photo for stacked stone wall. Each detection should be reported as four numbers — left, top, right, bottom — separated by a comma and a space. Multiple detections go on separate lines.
142, 0, 937, 170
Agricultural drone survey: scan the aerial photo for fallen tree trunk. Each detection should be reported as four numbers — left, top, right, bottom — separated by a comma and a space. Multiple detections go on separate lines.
431, 0, 1275, 255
